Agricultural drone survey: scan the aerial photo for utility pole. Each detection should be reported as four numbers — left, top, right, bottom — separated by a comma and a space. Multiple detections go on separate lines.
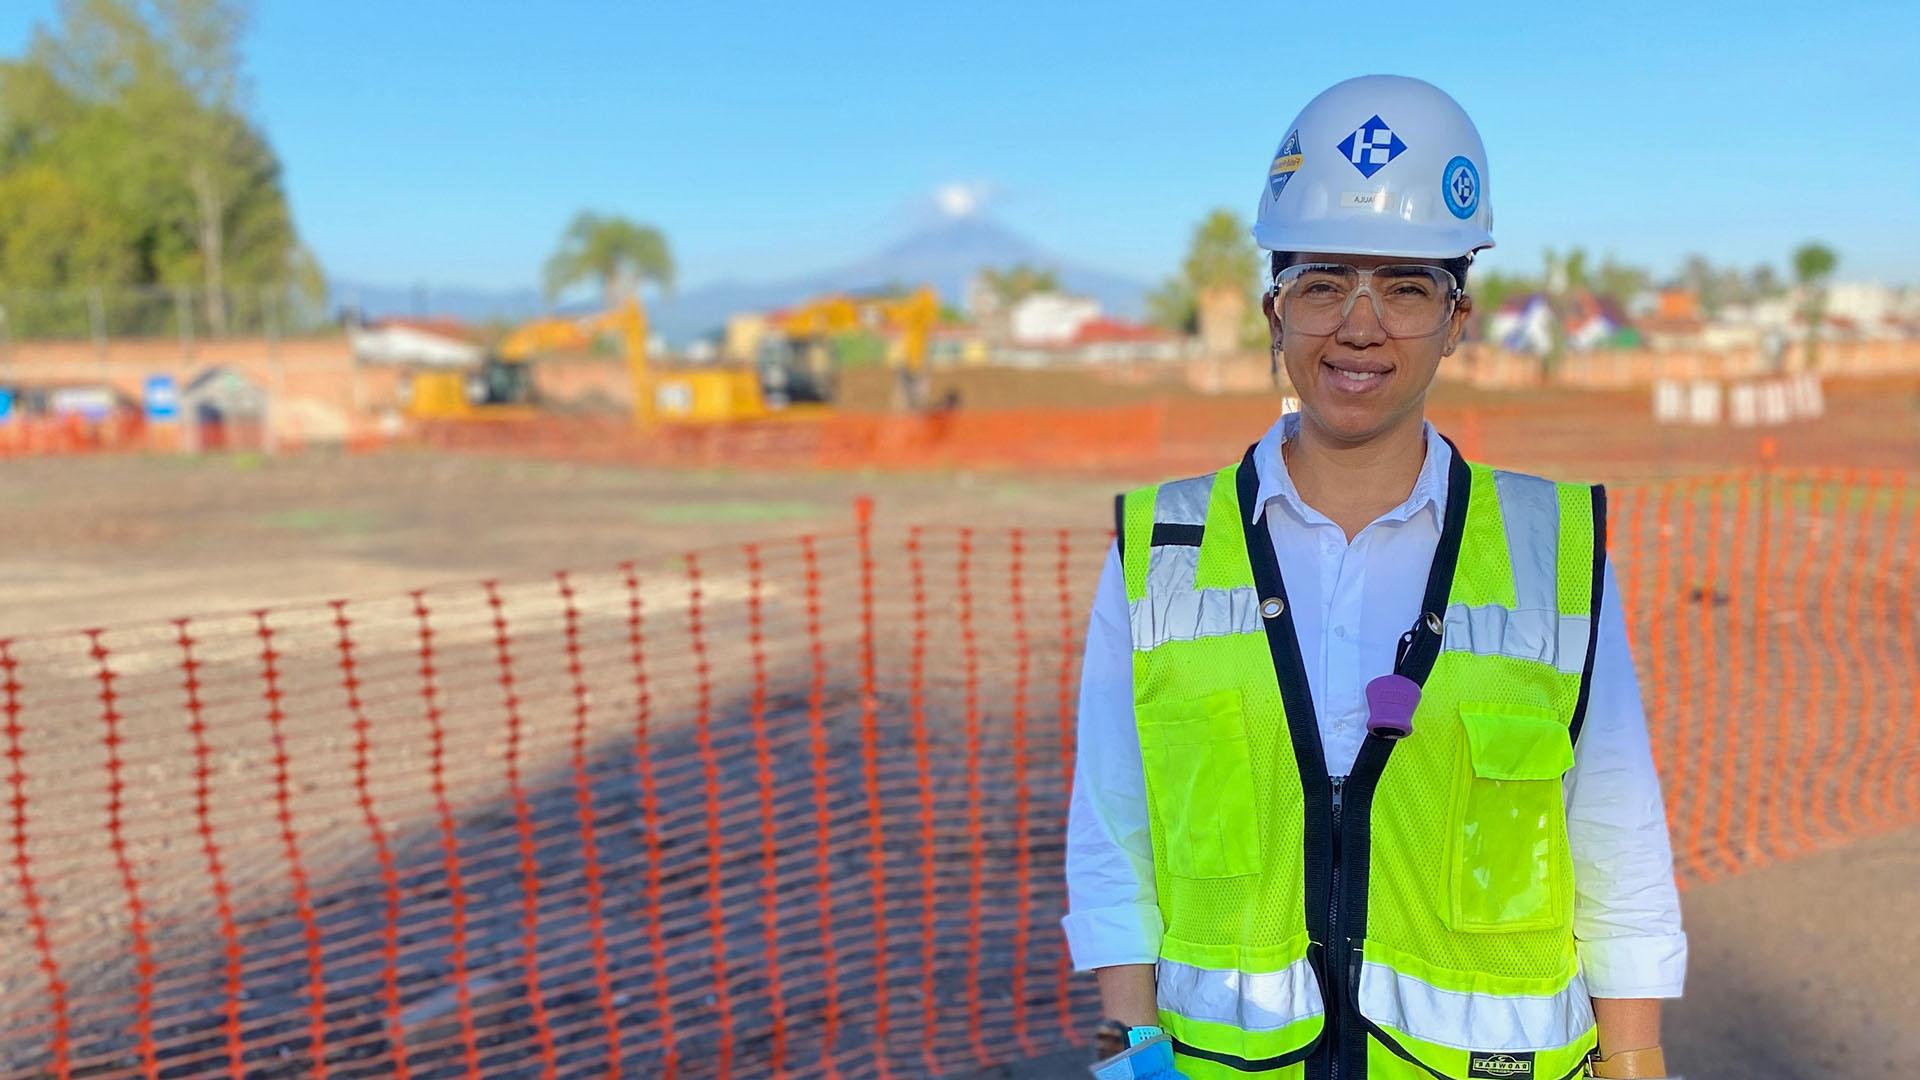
89, 286, 109, 382
176, 285, 196, 361
266, 285, 285, 455
0, 301, 12, 383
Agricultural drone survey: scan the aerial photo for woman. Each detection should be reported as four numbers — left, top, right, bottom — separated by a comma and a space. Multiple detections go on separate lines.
1065, 76, 1685, 1080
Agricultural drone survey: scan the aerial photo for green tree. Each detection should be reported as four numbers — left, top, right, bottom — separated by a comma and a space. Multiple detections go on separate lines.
1592, 256, 1648, 309
1467, 269, 1534, 343
0, 0, 314, 336
976, 263, 1060, 308
542, 211, 674, 306
1182, 209, 1260, 353
1748, 263, 1784, 299
1676, 253, 1722, 316
973, 263, 1059, 343
1145, 276, 1196, 335
1544, 247, 1589, 297
1791, 242, 1838, 370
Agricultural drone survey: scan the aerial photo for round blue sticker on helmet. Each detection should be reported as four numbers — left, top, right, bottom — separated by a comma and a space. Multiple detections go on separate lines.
1443, 156, 1479, 220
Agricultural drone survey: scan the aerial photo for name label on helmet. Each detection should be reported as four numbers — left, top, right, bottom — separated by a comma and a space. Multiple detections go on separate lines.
1340, 190, 1387, 212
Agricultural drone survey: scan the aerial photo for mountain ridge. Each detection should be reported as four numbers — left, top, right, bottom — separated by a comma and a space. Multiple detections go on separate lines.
332, 215, 1150, 345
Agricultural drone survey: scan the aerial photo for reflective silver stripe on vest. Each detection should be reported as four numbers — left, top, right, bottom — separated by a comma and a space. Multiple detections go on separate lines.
1157, 953, 1324, 1033
1440, 604, 1593, 675
1129, 473, 1259, 650
1357, 960, 1593, 1052
1492, 469, 1561, 615
1154, 473, 1213, 527
1129, 545, 1262, 650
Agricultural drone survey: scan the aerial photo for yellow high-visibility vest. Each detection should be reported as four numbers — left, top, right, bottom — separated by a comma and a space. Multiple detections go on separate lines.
1118, 441, 1605, 1080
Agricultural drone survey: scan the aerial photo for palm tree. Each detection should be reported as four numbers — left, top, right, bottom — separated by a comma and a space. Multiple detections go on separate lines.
1184, 209, 1260, 355
974, 264, 1060, 342
543, 212, 674, 306
977, 264, 1060, 307
1790, 242, 1838, 371
1593, 256, 1648, 311
1545, 247, 1590, 297
1677, 253, 1721, 316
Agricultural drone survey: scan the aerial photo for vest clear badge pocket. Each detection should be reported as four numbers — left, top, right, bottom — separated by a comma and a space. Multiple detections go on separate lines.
1448, 702, 1576, 932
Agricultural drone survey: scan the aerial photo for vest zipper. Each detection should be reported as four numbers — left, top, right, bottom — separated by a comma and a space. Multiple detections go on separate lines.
1328, 775, 1345, 1080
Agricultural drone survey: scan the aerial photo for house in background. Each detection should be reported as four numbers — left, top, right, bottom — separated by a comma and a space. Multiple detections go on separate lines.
1563, 292, 1639, 350
1070, 317, 1186, 363
1008, 293, 1101, 346
180, 365, 268, 452
1491, 291, 1642, 354
1489, 293, 1556, 354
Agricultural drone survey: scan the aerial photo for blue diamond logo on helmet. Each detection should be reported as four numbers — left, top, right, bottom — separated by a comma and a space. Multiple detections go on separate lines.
1442, 155, 1481, 219
1336, 115, 1406, 179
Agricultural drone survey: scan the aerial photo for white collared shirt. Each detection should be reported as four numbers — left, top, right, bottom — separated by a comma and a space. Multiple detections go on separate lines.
1062, 413, 1687, 998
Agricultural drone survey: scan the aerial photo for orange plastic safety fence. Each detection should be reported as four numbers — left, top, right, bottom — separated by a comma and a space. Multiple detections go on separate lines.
0, 415, 151, 457
405, 383, 1920, 480
1, 471, 1916, 1078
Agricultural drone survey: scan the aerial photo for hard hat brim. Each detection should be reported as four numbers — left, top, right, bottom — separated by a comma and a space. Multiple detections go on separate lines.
1251, 218, 1494, 261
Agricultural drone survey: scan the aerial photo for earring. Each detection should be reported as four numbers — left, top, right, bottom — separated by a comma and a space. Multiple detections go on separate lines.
1270, 341, 1281, 385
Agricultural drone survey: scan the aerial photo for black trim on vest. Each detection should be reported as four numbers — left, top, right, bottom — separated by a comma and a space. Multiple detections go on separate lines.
1235, 437, 1473, 1080
1113, 493, 1127, 571
1151, 522, 1206, 547
1234, 443, 1334, 1076
1566, 484, 1608, 748
1171, 1035, 1320, 1073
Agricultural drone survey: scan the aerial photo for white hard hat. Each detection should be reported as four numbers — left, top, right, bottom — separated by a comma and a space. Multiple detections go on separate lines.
1253, 75, 1494, 261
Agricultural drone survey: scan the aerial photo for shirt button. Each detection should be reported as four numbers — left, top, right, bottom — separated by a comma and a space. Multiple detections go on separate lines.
1334, 625, 1348, 639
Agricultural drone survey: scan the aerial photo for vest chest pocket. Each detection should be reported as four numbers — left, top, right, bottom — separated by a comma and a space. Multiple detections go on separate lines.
1447, 702, 1575, 933
1136, 690, 1262, 879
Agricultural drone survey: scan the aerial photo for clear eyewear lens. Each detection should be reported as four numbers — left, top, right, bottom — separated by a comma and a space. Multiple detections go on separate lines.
1277, 264, 1459, 337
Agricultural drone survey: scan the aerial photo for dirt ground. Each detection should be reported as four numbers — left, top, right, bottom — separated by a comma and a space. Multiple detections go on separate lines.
0, 450, 1124, 636
2, 415, 1916, 1077
7, 369, 1917, 635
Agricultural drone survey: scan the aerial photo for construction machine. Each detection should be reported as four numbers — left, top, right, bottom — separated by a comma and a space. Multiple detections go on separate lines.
498, 293, 766, 425
414, 283, 940, 426
760, 286, 938, 410
352, 318, 535, 421
404, 359, 536, 420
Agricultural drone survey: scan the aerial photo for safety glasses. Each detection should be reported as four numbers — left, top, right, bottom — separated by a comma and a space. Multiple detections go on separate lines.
1273, 263, 1463, 338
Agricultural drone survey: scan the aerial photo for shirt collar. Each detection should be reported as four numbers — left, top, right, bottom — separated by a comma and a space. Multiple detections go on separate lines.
1249, 411, 1452, 530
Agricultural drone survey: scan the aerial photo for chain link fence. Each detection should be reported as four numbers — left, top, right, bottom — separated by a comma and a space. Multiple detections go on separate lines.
0, 283, 336, 349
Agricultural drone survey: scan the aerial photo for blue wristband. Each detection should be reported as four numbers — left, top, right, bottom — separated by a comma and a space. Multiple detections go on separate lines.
1090, 1032, 1180, 1080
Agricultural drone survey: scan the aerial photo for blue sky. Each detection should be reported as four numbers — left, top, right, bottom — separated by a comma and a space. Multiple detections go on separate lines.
3, 1, 1916, 293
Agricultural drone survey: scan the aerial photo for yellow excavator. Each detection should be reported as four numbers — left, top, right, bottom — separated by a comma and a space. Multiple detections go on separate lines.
409, 283, 939, 425
402, 347, 539, 422
761, 286, 938, 411
494, 294, 768, 426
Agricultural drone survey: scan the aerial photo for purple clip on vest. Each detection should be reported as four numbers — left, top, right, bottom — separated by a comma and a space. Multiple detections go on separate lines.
1365, 673, 1420, 739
